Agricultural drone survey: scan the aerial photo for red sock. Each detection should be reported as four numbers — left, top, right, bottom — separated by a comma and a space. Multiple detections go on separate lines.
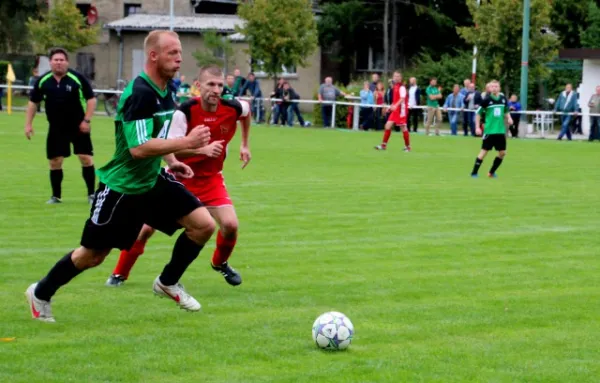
382, 129, 392, 145
212, 231, 237, 266
113, 239, 146, 279
403, 130, 410, 147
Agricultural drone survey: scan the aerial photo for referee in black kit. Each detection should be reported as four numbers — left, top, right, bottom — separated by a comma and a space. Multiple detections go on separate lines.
24, 47, 97, 204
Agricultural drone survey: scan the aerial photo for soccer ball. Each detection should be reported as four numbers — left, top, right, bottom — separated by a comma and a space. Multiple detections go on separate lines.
312, 311, 354, 350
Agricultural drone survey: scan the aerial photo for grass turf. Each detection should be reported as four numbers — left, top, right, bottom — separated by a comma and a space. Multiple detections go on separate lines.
0, 112, 599, 382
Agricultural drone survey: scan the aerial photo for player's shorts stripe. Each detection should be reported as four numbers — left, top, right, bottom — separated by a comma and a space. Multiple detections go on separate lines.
91, 187, 110, 224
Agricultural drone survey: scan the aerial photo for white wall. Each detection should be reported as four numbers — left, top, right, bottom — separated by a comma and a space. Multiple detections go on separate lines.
579, 59, 600, 136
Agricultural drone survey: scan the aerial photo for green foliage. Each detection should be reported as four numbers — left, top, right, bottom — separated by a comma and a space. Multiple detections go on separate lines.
0, 0, 43, 54
551, 0, 589, 48
26, 0, 99, 54
580, 1, 600, 48
312, 83, 351, 128
457, 0, 558, 101
0, 61, 9, 84
192, 31, 236, 72
237, 0, 318, 87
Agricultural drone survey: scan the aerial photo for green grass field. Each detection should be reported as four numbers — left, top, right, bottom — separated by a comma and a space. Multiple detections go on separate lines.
0, 112, 599, 383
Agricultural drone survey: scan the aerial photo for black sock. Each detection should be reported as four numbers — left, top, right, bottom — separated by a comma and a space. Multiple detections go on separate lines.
82, 165, 96, 195
471, 157, 483, 175
160, 232, 204, 286
50, 169, 63, 199
489, 156, 503, 174
35, 252, 83, 301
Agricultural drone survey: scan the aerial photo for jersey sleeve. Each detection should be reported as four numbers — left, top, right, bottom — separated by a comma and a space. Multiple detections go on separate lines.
476, 98, 489, 115
29, 76, 44, 104
238, 100, 251, 120
122, 90, 156, 148
78, 73, 95, 100
399, 86, 407, 99
167, 110, 188, 139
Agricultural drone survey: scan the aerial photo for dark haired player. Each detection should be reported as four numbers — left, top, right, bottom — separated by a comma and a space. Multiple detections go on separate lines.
106, 64, 251, 288
471, 80, 512, 178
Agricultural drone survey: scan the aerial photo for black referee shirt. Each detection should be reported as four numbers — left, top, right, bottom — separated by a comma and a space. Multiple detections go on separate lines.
30, 69, 95, 126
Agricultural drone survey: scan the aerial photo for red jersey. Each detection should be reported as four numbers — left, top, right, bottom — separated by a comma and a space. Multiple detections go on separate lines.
168, 98, 250, 178
392, 82, 408, 118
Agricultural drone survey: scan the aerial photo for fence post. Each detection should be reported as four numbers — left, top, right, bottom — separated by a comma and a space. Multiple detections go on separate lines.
331, 101, 336, 128
353, 104, 360, 130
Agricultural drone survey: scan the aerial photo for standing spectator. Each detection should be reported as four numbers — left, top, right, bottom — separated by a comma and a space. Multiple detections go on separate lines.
359, 81, 374, 130
369, 73, 380, 92
373, 81, 386, 131
24, 47, 97, 204
29, 68, 41, 112
443, 84, 464, 135
222, 74, 235, 100
407, 77, 421, 132
318, 77, 346, 128
232, 68, 246, 96
463, 83, 479, 136
588, 85, 600, 142
283, 82, 305, 127
554, 83, 579, 141
507, 94, 522, 138
425, 78, 443, 136
461, 79, 471, 134
241, 72, 264, 123
270, 78, 286, 125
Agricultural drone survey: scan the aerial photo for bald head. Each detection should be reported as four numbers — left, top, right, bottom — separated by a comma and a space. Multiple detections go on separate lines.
144, 30, 179, 55
143, 30, 182, 81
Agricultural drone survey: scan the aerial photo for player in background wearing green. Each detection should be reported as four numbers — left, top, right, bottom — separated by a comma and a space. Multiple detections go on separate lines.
25, 30, 213, 322
471, 80, 513, 178
222, 74, 235, 100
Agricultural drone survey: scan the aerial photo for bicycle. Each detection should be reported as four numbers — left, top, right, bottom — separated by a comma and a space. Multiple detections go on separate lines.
98, 79, 127, 117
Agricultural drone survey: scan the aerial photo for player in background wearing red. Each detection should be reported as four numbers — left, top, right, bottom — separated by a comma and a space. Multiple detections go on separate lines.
375, 71, 411, 151
105, 65, 251, 287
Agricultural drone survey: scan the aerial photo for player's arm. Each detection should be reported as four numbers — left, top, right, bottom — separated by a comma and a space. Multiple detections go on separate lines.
79, 73, 97, 123
238, 100, 252, 169
122, 92, 209, 159
25, 77, 44, 139
475, 102, 485, 134
167, 109, 223, 161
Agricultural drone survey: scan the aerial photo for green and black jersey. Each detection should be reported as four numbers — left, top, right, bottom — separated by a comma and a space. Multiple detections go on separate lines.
477, 93, 509, 134
97, 72, 177, 194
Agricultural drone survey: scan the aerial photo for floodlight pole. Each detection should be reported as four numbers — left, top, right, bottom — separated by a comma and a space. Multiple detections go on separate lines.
169, 0, 174, 31
472, 0, 480, 84
518, 0, 531, 137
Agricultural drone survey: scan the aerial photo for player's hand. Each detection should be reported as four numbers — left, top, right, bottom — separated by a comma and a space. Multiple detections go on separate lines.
169, 161, 194, 179
80, 120, 91, 134
390, 104, 398, 112
203, 140, 225, 158
240, 146, 251, 169
507, 117, 514, 126
476, 127, 482, 136
25, 124, 34, 140
186, 125, 211, 149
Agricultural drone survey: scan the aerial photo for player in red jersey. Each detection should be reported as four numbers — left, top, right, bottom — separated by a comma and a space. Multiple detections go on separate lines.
105, 65, 251, 287
375, 71, 411, 151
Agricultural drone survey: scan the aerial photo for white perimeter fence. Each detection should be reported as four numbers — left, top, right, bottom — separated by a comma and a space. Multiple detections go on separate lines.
1, 84, 597, 139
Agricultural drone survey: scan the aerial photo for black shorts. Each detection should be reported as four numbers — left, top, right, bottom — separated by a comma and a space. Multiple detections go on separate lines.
80, 169, 203, 250
481, 134, 507, 151
46, 124, 94, 159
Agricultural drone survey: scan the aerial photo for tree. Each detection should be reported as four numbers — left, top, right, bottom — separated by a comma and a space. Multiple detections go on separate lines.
580, 0, 600, 48
0, 0, 43, 53
457, 0, 558, 97
26, 0, 99, 54
192, 31, 236, 73
236, 0, 318, 87
551, 0, 589, 48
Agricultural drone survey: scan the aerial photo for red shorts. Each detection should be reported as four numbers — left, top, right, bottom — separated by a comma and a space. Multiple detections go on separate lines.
387, 110, 407, 126
179, 173, 232, 207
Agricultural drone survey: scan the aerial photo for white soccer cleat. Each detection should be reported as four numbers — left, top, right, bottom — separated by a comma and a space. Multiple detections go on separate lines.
25, 283, 56, 323
152, 276, 201, 312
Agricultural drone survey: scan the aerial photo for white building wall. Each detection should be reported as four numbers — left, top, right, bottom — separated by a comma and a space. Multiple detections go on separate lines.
579, 59, 600, 136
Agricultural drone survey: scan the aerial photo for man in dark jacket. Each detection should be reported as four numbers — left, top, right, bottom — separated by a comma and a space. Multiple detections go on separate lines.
283, 82, 305, 127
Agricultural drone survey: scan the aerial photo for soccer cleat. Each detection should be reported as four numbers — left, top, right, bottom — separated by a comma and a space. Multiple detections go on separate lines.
374, 144, 386, 150
471, 174, 479, 178
105, 274, 126, 287
152, 276, 201, 311
46, 196, 62, 204
403, 146, 411, 152
488, 173, 498, 178
211, 262, 242, 286
25, 283, 55, 323
88, 194, 95, 205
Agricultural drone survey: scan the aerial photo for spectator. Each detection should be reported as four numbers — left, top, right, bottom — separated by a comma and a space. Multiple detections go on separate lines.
0, 85, 3, 111
588, 85, 600, 142
241, 72, 264, 123
407, 77, 421, 133
443, 84, 464, 135
318, 77, 346, 128
222, 74, 235, 100
232, 68, 246, 96
369, 73, 380, 92
463, 83, 479, 136
29, 69, 41, 112
425, 77, 443, 136
176, 75, 191, 104
460, 79, 471, 134
554, 83, 579, 141
359, 81, 374, 130
283, 82, 305, 127
373, 81, 386, 131
271, 78, 286, 125
507, 94, 522, 138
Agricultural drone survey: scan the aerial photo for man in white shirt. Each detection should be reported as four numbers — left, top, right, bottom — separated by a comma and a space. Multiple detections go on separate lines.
407, 77, 421, 133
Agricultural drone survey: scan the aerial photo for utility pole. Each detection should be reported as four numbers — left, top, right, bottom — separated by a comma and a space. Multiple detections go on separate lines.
390, 0, 398, 72
169, 0, 174, 31
383, 0, 389, 75
519, 0, 531, 137
472, 0, 480, 84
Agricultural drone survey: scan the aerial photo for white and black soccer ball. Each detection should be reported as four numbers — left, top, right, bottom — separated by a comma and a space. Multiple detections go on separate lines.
312, 311, 354, 350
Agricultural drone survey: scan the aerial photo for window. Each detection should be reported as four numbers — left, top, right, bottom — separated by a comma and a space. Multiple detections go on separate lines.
251, 59, 297, 76
124, 3, 142, 17
213, 47, 225, 60
75, 3, 91, 19
355, 45, 384, 71
76, 53, 95, 81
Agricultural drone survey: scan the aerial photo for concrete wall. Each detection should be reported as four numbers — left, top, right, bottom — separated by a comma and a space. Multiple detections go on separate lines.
579, 59, 600, 136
